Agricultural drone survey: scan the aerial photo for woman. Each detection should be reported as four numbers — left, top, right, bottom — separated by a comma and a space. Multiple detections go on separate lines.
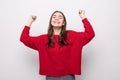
20, 9, 95, 80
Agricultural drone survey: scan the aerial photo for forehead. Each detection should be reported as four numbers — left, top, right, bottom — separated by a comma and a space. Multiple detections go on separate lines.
53, 12, 63, 16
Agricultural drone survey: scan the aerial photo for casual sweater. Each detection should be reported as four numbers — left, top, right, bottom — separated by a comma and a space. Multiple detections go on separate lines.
20, 18, 95, 76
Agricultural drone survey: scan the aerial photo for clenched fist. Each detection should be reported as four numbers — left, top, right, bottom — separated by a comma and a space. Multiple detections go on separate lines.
79, 9, 86, 19
26, 15, 37, 27
29, 15, 37, 22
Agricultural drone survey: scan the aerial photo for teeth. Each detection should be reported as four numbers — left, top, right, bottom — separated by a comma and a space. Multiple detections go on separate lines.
54, 21, 60, 24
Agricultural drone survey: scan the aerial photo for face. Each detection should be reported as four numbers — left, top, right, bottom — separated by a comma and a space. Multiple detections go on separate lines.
51, 12, 65, 28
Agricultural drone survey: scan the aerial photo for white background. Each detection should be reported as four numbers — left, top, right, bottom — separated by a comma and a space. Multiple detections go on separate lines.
0, 0, 120, 80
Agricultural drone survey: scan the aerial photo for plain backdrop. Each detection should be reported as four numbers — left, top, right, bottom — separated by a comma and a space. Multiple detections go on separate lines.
0, 0, 120, 80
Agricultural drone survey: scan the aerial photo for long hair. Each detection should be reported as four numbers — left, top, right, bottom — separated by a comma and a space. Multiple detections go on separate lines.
47, 11, 68, 47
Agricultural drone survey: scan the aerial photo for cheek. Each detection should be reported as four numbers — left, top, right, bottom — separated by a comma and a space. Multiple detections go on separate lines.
60, 20, 64, 23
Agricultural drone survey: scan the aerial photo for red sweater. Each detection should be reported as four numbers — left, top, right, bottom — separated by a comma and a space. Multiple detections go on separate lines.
20, 18, 95, 76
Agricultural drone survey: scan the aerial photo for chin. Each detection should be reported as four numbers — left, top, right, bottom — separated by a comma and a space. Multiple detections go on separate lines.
52, 24, 62, 27
53, 26, 62, 28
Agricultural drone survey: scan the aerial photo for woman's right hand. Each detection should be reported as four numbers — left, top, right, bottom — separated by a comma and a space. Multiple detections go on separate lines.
26, 15, 37, 27
30, 15, 37, 22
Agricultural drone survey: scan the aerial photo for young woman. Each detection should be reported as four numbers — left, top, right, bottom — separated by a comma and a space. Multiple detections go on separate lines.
20, 9, 95, 80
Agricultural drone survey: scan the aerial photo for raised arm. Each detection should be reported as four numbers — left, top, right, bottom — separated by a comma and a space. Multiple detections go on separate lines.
79, 9, 95, 45
20, 15, 40, 50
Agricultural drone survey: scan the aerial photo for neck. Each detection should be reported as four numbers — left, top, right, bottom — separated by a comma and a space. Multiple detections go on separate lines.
53, 27, 61, 35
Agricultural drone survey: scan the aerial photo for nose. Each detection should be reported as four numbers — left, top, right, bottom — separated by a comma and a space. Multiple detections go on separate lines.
55, 18, 58, 21
54, 17, 59, 20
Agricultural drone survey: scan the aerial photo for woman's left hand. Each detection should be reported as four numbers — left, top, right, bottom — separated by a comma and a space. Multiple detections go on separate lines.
79, 9, 86, 19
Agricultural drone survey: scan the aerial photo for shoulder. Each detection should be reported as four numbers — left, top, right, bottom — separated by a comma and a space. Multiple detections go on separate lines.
40, 34, 48, 37
67, 30, 83, 35
67, 30, 84, 39
33, 34, 48, 44
38, 34, 48, 39
67, 30, 77, 38
67, 30, 77, 34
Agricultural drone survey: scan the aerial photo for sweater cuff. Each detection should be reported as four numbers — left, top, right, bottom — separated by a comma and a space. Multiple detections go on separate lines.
25, 25, 30, 28
82, 18, 87, 22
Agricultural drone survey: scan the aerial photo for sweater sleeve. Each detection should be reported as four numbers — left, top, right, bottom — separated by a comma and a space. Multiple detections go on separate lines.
20, 26, 40, 50
78, 18, 95, 46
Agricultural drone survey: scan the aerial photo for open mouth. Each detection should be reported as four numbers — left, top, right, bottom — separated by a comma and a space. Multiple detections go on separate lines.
53, 21, 60, 24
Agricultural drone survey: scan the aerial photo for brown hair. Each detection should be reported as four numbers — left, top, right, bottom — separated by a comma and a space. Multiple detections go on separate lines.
47, 11, 68, 47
